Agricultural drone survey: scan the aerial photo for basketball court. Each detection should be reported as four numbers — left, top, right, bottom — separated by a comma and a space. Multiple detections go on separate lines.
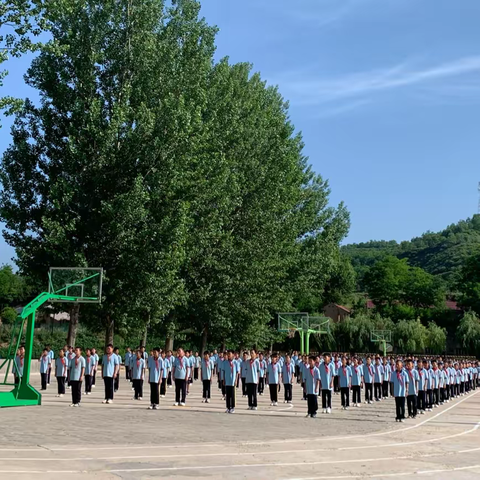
0, 374, 479, 479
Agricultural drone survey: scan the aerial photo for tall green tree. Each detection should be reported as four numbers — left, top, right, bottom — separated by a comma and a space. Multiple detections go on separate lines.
456, 311, 480, 355
457, 250, 480, 315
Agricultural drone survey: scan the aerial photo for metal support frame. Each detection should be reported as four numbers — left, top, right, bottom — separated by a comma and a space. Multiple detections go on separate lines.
278, 313, 330, 354
370, 330, 392, 358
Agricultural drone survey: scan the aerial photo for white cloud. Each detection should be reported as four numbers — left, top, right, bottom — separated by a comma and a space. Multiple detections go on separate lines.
276, 56, 480, 107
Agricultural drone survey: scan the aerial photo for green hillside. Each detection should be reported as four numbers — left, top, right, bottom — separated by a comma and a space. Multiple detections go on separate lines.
343, 215, 480, 290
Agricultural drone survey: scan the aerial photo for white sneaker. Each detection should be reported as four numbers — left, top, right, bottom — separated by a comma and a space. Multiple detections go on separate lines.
270, 402, 274, 406
160, 395, 165, 398
327, 408, 332, 414
69, 403, 75, 407
225, 409, 230, 413
253, 407, 257, 411
74, 404, 80, 407
180, 402, 185, 406
206, 399, 210, 403
102, 399, 108, 404
59, 394, 64, 398
322, 409, 326, 414
92, 385, 95, 388
168, 385, 172, 388
284, 400, 287, 404
148, 405, 154, 410
173, 402, 179, 406
55, 394, 60, 398
107, 399, 112, 404
230, 408, 235, 414
345, 406, 349, 410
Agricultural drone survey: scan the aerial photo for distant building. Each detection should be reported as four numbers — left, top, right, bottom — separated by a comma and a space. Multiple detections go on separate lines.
323, 303, 351, 323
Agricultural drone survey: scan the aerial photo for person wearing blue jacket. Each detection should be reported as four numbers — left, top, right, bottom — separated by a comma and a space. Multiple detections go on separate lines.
223, 350, 240, 414
406, 359, 419, 418
351, 357, 363, 407
246, 350, 260, 410
373, 357, 384, 402
363, 357, 374, 404
258, 353, 267, 396
319, 353, 334, 414
266, 353, 281, 406
392, 359, 409, 422
281, 355, 295, 404
338, 356, 352, 410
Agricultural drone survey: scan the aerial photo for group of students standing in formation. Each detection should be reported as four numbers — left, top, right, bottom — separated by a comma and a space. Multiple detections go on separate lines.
14, 344, 479, 420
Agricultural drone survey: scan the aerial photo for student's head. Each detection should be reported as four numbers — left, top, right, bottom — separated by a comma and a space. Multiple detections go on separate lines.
68, 345, 73, 352
323, 353, 331, 363
432, 360, 438, 369
153, 347, 160, 358
418, 360, 423, 369
42, 348, 48, 356
91, 348, 96, 354
106, 344, 113, 354
272, 353, 278, 363
375, 356, 381, 364
113, 347, 119, 354
259, 352, 264, 360
59, 349, 64, 357
46, 345, 51, 352
353, 357, 358, 366
366, 356, 372, 365
63, 344, 68, 351
19, 346, 25, 356
185, 350, 190, 357
203, 351, 210, 360
308, 355, 316, 368
177, 347, 184, 357
341, 356, 347, 366
75, 347, 81, 356
126, 347, 131, 352
227, 350, 234, 361
243, 352, 248, 360
396, 359, 403, 371
86, 348, 91, 356
140, 346, 146, 352
285, 354, 291, 363
250, 349, 256, 360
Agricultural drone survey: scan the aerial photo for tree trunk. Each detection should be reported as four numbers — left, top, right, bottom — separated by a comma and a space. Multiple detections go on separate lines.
141, 313, 150, 348
165, 335, 174, 352
105, 314, 114, 347
200, 324, 208, 355
66, 304, 80, 347
221, 339, 226, 352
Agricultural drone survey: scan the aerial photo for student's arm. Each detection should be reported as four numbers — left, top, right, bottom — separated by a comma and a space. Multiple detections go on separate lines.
114, 359, 119, 378
80, 366, 85, 382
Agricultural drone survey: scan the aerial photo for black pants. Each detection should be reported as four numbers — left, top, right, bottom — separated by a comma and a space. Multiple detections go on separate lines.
225, 385, 235, 410
395, 396, 405, 420
258, 377, 265, 394
284, 383, 292, 402
407, 394, 417, 417
455, 384, 460, 396
341, 387, 350, 407
382, 380, 389, 398
460, 382, 465, 394
104, 376, 114, 400
307, 394, 318, 415
85, 374, 93, 393
269, 383, 278, 403
41, 373, 47, 390
194, 367, 199, 380
322, 389, 332, 409
167, 371, 172, 386
374, 382, 382, 400
333, 376, 340, 393
247, 382, 258, 407
440, 387, 446, 402
433, 388, 440, 405
352, 385, 361, 404
47, 367, 52, 384
114, 374, 119, 392
150, 381, 159, 405
175, 378, 186, 403
160, 378, 166, 396
133, 379, 143, 399
365, 383, 373, 402
389, 382, 394, 397
202, 379, 211, 399
221, 382, 226, 397
295, 365, 300, 382
92, 368, 96, 385
126, 366, 131, 380
426, 389, 433, 408
71, 380, 82, 404
56, 376, 66, 395
418, 390, 426, 410
66, 369, 70, 387
241, 377, 247, 396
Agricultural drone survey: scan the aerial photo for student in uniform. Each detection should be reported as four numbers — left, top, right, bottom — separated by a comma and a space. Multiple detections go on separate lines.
193, 352, 201, 381
305, 355, 321, 418
223, 350, 239, 414
69, 347, 86, 407
66, 346, 75, 388
373, 357, 384, 402
165, 350, 174, 388
319, 353, 334, 414
55, 349, 68, 397
351, 357, 363, 407
246, 349, 260, 410
281, 354, 294, 404
266, 353, 281, 406
130, 349, 144, 401
13, 346, 25, 384
382, 357, 391, 399
333, 354, 340, 395
241, 352, 248, 397
84, 348, 95, 395
392, 359, 409, 422
218, 352, 226, 399
113, 347, 121, 393
258, 352, 267, 396
363, 356, 374, 404
338, 356, 352, 410
46, 345, 54, 385
425, 361, 434, 411
39, 348, 51, 391
172, 347, 189, 406
91, 347, 99, 388
102, 343, 120, 404
160, 351, 168, 397
124, 347, 132, 381
416, 359, 426, 414
406, 359, 419, 418
431, 361, 440, 408
148, 348, 162, 409
201, 351, 213, 403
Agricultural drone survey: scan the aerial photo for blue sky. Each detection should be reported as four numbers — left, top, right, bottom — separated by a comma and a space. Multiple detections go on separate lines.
1, 0, 480, 265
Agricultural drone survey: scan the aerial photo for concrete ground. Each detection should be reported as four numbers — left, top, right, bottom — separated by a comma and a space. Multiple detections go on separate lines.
0, 373, 479, 479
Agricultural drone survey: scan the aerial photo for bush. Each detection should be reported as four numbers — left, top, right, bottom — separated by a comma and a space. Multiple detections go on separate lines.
1, 307, 18, 325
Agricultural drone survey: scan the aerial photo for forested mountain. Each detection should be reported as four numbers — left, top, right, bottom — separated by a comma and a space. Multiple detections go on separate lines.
343, 215, 480, 290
